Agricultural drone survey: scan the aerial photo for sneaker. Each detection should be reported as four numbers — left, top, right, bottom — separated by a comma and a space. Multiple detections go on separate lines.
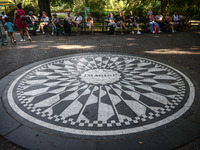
152, 31, 155, 34
20, 39, 26, 42
137, 31, 141, 35
36, 30, 40, 32
51, 32, 54, 35
116, 27, 120, 30
131, 31, 134, 34
121, 32, 124, 35
11, 41, 14, 44
43, 32, 45, 35
172, 30, 177, 33
14, 40, 16, 44
158, 31, 162, 33
125, 27, 128, 30
28, 37, 32, 42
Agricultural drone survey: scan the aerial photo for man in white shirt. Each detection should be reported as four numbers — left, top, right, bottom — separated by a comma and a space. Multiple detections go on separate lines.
72, 11, 83, 35
1, 12, 7, 22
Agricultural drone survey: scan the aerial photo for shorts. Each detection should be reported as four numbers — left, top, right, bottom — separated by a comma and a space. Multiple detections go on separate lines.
129, 22, 138, 26
8, 32, 13, 36
169, 22, 179, 26
116, 21, 120, 27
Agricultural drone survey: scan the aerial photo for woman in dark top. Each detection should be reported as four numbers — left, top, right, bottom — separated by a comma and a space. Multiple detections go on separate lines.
114, 10, 127, 35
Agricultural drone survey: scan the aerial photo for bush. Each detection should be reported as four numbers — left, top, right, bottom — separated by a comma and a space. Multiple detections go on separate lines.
6, 4, 40, 17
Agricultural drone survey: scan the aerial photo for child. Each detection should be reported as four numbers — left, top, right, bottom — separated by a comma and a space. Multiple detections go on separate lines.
5, 17, 16, 44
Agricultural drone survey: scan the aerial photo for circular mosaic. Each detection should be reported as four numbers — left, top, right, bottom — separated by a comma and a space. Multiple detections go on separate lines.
4, 54, 195, 137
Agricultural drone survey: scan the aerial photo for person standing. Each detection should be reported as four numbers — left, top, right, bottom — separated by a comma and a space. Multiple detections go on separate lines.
13, 3, 32, 42
5, 17, 16, 44
0, 13, 7, 45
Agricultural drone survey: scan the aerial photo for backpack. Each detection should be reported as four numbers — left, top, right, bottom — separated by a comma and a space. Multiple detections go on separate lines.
18, 10, 27, 24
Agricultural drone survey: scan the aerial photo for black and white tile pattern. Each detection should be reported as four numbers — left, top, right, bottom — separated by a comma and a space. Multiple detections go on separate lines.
5, 54, 195, 137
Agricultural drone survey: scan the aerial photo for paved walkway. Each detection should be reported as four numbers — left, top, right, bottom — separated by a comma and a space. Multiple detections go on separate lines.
0, 30, 200, 150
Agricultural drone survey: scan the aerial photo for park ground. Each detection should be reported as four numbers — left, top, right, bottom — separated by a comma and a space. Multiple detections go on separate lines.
0, 29, 200, 150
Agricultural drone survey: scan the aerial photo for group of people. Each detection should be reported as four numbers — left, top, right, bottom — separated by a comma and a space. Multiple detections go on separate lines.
0, 2, 185, 46
147, 10, 184, 33
0, 3, 32, 45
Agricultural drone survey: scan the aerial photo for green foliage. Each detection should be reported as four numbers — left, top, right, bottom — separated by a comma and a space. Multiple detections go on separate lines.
6, 4, 39, 17
5, 0, 200, 19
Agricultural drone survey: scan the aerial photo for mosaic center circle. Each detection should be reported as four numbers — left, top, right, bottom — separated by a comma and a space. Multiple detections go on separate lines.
80, 69, 121, 84
5, 54, 195, 137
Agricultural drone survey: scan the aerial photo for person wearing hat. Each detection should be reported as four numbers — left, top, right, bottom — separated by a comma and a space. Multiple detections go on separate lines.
51, 13, 60, 35
0, 13, 8, 45
36, 11, 49, 34
29, 11, 38, 26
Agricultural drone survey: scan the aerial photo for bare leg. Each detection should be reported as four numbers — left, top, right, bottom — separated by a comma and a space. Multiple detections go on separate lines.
12, 35, 16, 41
24, 28, 31, 38
37, 24, 41, 31
9, 35, 13, 42
120, 22, 123, 34
41, 24, 45, 32
76, 23, 78, 33
137, 24, 140, 32
24, 28, 32, 41
91, 23, 93, 33
20, 28, 24, 40
130, 24, 133, 31
122, 22, 126, 29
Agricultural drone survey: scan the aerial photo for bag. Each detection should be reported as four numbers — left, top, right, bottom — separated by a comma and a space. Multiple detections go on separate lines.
108, 26, 115, 34
20, 15, 27, 24
18, 10, 27, 24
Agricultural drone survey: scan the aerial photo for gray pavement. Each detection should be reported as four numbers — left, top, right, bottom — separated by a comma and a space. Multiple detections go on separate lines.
0, 30, 200, 150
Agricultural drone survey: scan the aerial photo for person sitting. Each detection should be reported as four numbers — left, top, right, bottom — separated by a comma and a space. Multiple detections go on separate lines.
63, 11, 73, 35
165, 11, 177, 33
51, 13, 60, 35
114, 10, 127, 35
146, 10, 161, 33
36, 11, 49, 35
178, 12, 184, 27
106, 12, 117, 28
126, 10, 141, 34
85, 12, 94, 34
105, 12, 118, 34
29, 11, 38, 26
172, 10, 181, 31
72, 11, 83, 35
155, 10, 165, 32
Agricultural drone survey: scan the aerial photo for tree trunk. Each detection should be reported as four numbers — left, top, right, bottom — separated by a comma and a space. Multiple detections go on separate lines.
38, 0, 51, 17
